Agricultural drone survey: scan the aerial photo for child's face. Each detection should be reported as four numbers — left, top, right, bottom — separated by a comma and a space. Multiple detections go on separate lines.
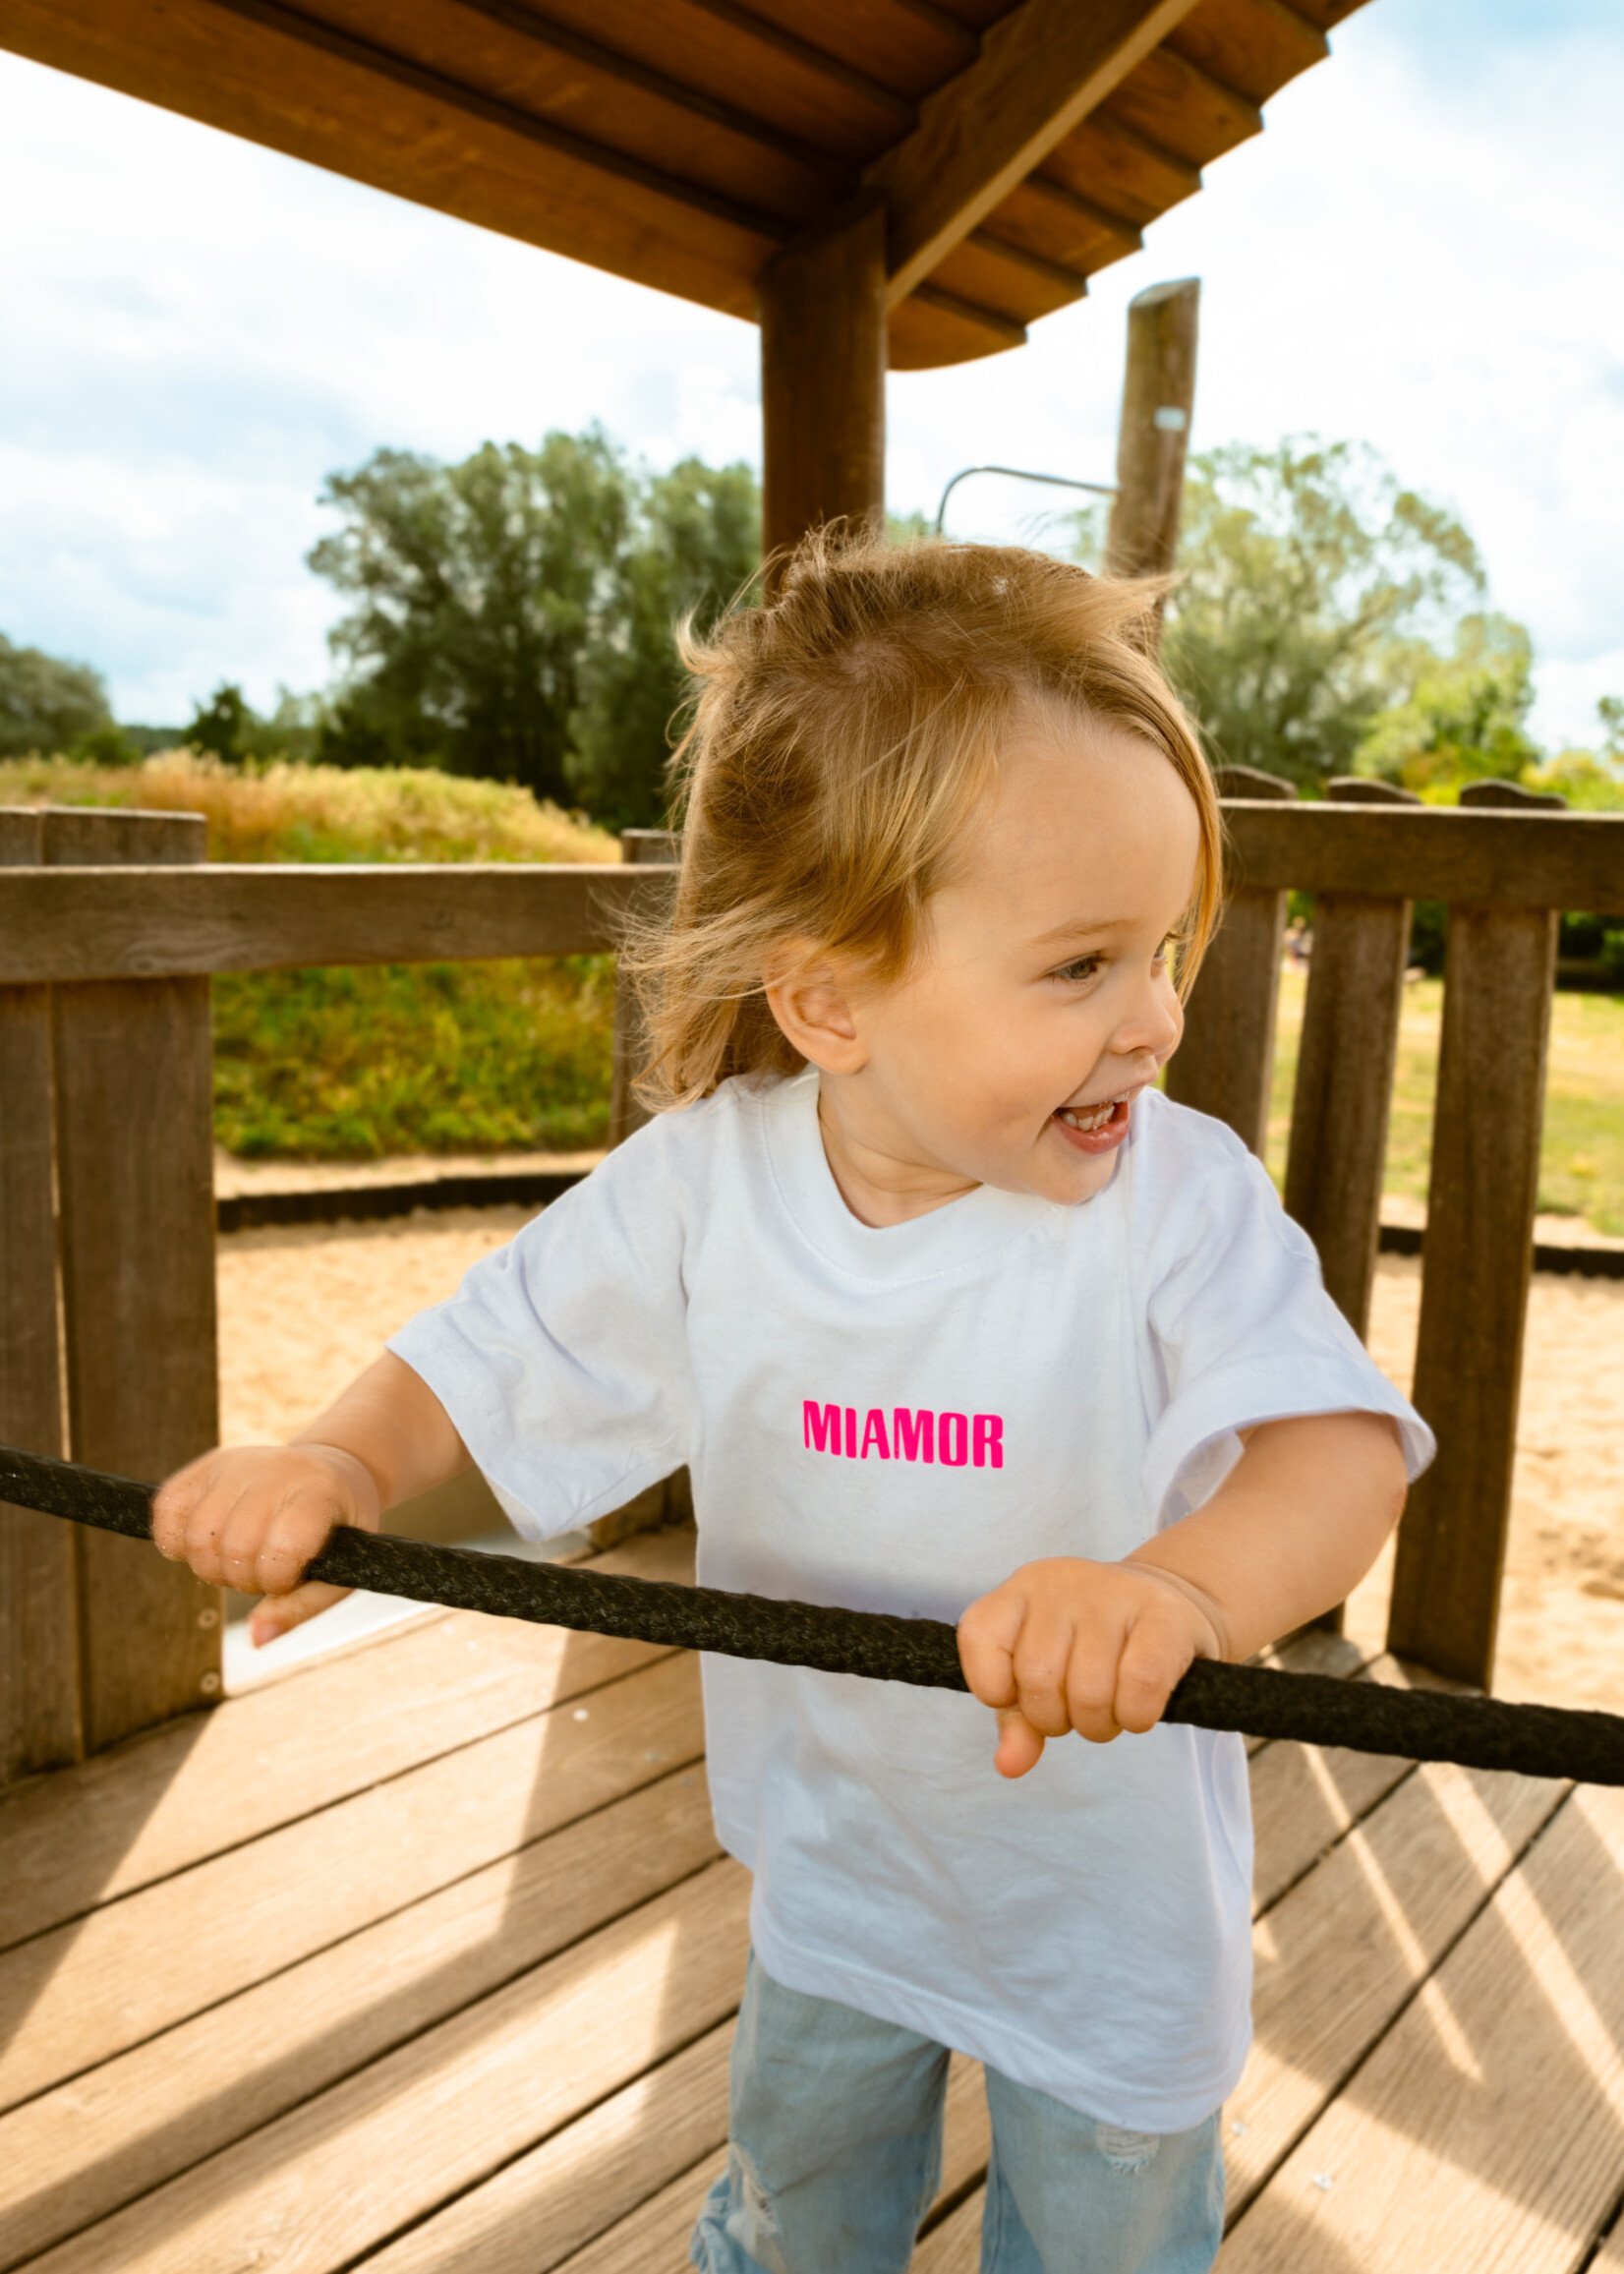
793, 706, 1201, 1220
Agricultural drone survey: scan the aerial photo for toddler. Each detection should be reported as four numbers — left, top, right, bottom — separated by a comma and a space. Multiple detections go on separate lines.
154, 534, 1434, 2274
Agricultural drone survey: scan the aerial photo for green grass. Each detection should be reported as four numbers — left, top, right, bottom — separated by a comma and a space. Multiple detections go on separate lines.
1, 750, 621, 1159
211, 957, 616, 1158
1265, 969, 1624, 1237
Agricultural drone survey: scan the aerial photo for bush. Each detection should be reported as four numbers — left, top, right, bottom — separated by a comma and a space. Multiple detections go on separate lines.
0, 751, 621, 1160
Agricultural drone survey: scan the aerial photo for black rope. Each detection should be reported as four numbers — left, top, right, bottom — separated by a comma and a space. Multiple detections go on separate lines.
4, 1440, 1622, 1786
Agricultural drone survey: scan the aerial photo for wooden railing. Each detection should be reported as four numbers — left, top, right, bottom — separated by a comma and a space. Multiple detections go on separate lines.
1, 795, 1620, 1787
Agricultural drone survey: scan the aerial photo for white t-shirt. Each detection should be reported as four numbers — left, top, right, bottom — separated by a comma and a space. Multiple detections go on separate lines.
388, 1068, 1434, 2131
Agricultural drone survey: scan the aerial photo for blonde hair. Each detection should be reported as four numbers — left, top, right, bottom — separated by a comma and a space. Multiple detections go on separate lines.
626, 527, 1222, 1110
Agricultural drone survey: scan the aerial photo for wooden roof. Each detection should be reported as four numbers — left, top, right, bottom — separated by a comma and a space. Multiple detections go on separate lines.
2, 0, 1366, 368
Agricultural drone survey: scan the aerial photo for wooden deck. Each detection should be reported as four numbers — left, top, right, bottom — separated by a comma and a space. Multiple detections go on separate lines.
2, 1524, 1623, 2274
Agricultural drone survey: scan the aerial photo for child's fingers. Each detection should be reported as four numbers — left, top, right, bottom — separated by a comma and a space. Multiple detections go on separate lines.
1062, 1613, 1132, 1745
993, 1708, 1046, 1779
956, 1588, 1027, 1709
1109, 1612, 1198, 1736
1010, 1606, 1080, 1739
235, 1485, 348, 1599
248, 1580, 353, 1648
150, 1459, 213, 1560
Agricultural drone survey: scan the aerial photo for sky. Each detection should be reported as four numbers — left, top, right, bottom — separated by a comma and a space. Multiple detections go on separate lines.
1, 1, 1621, 747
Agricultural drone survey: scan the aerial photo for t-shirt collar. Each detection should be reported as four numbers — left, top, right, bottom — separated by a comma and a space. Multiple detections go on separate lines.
760, 1066, 1062, 1282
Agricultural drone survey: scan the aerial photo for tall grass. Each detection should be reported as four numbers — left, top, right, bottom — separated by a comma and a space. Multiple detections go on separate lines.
1, 752, 621, 1158
0, 750, 616, 864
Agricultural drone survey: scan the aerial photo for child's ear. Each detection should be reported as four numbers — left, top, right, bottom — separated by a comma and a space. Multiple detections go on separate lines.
763, 945, 868, 1074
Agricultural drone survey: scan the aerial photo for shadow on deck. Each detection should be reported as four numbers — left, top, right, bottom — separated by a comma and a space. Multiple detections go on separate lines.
1, 1524, 1622, 2273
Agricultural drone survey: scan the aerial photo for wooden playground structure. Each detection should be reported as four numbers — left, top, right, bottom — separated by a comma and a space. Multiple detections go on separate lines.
3, 0, 1624, 2264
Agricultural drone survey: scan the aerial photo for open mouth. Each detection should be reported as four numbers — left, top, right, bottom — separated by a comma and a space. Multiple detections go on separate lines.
1055, 1093, 1130, 1136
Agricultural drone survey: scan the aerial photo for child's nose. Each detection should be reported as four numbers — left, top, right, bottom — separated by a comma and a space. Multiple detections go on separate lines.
1113, 973, 1184, 1065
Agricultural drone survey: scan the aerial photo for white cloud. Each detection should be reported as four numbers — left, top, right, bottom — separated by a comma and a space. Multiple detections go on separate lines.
0, 5, 1620, 742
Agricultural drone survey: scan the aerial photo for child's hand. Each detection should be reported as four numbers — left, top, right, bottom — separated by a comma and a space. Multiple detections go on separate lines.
151, 1442, 383, 1649
957, 1557, 1226, 1778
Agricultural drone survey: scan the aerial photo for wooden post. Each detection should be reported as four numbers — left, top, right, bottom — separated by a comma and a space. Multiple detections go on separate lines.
47, 808, 223, 1749
759, 199, 887, 569
1386, 789, 1567, 1691
1163, 766, 1295, 1154
1285, 777, 1421, 1342
0, 810, 81, 1786
608, 828, 680, 1149
1283, 778, 1421, 1640
1104, 276, 1199, 593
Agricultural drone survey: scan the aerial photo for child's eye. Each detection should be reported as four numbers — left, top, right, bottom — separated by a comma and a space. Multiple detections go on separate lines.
1049, 955, 1102, 985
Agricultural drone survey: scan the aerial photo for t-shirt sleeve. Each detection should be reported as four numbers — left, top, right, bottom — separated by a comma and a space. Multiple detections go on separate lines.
1136, 1125, 1436, 1528
384, 1117, 696, 1542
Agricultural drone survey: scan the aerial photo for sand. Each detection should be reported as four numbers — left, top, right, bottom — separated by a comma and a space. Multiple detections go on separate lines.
215, 1209, 1624, 1716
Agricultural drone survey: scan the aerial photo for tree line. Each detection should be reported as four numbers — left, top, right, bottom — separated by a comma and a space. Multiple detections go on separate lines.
4, 429, 1620, 825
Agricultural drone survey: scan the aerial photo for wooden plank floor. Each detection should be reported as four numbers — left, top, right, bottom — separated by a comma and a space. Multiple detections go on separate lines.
2, 1525, 1622, 2273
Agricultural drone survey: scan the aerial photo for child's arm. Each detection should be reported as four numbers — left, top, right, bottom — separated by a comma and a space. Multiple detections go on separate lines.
151, 1352, 469, 1647
957, 1408, 1406, 1778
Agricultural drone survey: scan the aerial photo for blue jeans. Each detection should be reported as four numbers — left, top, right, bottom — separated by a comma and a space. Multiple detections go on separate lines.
690, 1952, 1226, 2274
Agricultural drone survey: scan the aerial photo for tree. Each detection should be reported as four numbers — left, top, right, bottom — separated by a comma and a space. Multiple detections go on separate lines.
1354, 613, 1541, 796
1158, 438, 1486, 789
308, 431, 633, 798
184, 680, 257, 764
568, 456, 760, 829
0, 631, 112, 756
182, 683, 323, 766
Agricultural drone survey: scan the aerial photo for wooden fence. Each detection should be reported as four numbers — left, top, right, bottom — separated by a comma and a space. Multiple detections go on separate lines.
1, 794, 1620, 1789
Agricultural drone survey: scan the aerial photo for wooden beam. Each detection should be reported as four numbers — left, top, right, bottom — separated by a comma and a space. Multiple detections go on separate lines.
864, 0, 1204, 305
0, 808, 1617, 989
760, 199, 888, 561
0, 812, 81, 1788
1386, 904, 1559, 1690
0, 862, 656, 985
1218, 802, 1624, 909
0, 0, 781, 321
45, 811, 221, 1755
1105, 274, 1200, 588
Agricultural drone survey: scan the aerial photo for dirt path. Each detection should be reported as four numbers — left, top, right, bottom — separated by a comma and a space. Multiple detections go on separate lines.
216, 1214, 1623, 1715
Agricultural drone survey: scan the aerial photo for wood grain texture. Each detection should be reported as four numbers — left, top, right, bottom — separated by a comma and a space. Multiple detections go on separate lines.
1163, 770, 1296, 1150
7, 811, 1604, 982
304, 0, 845, 226
760, 198, 888, 560
1163, 0, 1329, 104
44, 810, 221, 1753
0, 811, 81, 1786
0, 860, 649, 983
1221, 1783, 1624, 2272
1222, 800, 1624, 907
0, 0, 780, 321
361, 2024, 736, 2272
25, 1857, 750, 2273
1226, 1758, 1573, 2234
0, 1701, 712, 2260
0, 1525, 694, 1954
1283, 779, 1420, 1341
1103, 274, 1199, 586
865, 0, 1202, 302
1387, 904, 1559, 1688
0, 1654, 702, 2111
